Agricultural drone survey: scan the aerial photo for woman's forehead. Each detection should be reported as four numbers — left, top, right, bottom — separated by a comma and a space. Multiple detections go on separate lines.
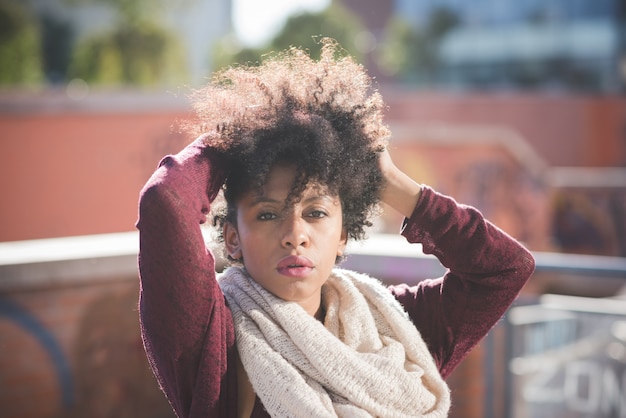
244, 164, 337, 203
263, 164, 299, 192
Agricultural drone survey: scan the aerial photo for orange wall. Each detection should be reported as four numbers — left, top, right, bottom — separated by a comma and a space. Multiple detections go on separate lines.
0, 111, 189, 242
382, 91, 626, 168
1, 91, 624, 243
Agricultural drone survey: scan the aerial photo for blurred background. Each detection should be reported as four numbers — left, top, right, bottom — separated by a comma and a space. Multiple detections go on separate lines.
0, 0, 625, 417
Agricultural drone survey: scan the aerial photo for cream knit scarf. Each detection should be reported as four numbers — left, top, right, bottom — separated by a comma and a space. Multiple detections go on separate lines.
219, 266, 450, 418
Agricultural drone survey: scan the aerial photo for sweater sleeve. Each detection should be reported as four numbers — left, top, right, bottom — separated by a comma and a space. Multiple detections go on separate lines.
136, 137, 237, 417
389, 186, 535, 379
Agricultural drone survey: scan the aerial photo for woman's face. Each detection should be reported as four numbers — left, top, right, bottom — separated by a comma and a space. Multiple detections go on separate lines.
224, 164, 347, 317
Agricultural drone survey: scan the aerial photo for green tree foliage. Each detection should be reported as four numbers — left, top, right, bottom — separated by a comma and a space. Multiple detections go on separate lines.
213, 3, 365, 70
0, 2, 43, 86
69, 22, 186, 86
376, 18, 421, 79
378, 7, 460, 84
68, 0, 187, 87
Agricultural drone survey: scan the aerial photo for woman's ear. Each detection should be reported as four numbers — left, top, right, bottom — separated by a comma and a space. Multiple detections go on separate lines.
224, 222, 242, 260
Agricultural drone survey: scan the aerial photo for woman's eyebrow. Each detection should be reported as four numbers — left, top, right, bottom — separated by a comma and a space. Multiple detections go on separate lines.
247, 196, 282, 207
247, 194, 337, 207
301, 194, 339, 206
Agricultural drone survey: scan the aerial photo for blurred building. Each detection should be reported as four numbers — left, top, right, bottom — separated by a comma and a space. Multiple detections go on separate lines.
394, 0, 626, 93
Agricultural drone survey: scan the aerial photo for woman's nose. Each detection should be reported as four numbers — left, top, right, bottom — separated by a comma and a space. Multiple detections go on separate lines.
281, 216, 310, 248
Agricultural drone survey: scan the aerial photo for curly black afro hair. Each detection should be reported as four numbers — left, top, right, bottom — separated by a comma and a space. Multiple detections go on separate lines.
183, 39, 390, 245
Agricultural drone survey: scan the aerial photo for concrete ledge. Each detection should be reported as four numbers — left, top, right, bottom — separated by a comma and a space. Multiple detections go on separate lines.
0, 232, 140, 293
0, 232, 443, 292
1, 232, 624, 293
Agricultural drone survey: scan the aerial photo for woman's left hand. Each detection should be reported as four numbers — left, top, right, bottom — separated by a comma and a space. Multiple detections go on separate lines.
378, 148, 423, 219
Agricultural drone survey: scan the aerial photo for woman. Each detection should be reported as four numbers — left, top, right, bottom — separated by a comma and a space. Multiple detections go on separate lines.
137, 39, 535, 417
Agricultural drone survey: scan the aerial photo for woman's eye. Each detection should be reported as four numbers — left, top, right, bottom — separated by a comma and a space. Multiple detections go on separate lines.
258, 212, 277, 221
308, 210, 327, 219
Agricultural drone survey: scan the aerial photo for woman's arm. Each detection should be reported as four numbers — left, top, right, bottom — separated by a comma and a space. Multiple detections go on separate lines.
379, 149, 535, 379
137, 136, 237, 417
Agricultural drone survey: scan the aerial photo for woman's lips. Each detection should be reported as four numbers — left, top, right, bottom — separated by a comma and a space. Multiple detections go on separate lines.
276, 255, 314, 277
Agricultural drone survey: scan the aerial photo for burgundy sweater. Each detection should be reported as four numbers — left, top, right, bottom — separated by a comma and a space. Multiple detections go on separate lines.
137, 139, 535, 418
